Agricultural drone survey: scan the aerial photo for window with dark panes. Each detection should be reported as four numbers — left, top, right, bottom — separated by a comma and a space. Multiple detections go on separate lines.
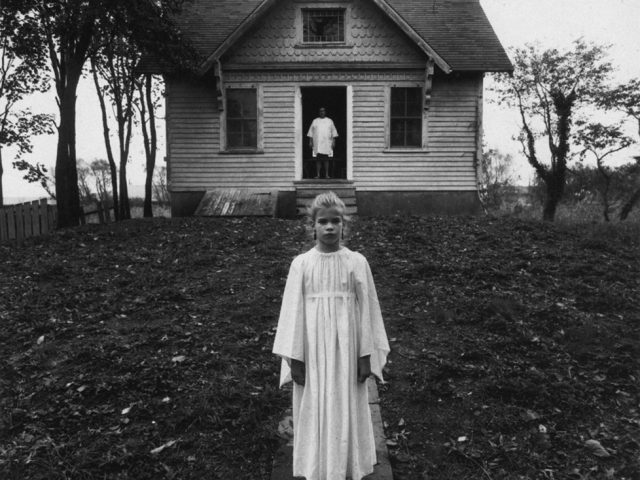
303, 8, 345, 43
226, 88, 257, 149
390, 87, 422, 148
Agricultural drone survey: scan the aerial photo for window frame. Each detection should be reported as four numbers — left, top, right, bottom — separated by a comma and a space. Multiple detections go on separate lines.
295, 3, 352, 47
220, 85, 264, 154
302, 8, 346, 44
385, 85, 428, 151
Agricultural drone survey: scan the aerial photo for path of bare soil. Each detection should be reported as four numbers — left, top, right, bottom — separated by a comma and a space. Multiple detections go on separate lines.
1, 216, 638, 480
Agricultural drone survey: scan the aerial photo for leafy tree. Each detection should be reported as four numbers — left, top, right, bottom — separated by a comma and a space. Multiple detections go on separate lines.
0, 6, 55, 206
598, 79, 640, 220
494, 40, 614, 221
574, 122, 634, 221
4, 0, 194, 227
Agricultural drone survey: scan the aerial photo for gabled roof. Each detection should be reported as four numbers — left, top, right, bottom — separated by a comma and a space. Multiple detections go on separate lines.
172, 0, 513, 74
386, 0, 512, 72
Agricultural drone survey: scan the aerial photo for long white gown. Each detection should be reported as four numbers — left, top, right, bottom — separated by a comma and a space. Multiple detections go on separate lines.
273, 247, 390, 480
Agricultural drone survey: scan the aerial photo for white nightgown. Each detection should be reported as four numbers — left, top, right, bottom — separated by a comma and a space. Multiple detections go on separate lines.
273, 247, 390, 480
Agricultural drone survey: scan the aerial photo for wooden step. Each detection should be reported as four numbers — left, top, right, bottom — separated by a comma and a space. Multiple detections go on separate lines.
296, 205, 358, 216
295, 181, 357, 216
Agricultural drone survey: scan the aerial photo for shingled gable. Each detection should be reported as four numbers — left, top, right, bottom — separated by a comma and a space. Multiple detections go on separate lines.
175, 0, 512, 74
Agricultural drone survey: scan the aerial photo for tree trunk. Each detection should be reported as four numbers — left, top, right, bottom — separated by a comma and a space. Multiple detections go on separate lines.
119, 165, 130, 219
0, 147, 4, 207
602, 176, 611, 222
143, 160, 154, 218
55, 83, 82, 228
542, 177, 563, 222
118, 113, 132, 220
141, 74, 157, 218
92, 65, 120, 221
619, 187, 640, 221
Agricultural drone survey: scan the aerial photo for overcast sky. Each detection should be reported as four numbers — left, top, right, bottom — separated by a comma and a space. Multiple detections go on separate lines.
4, 0, 640, 201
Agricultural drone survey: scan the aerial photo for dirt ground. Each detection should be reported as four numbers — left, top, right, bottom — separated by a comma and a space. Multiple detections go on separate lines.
1, 216, 638, 480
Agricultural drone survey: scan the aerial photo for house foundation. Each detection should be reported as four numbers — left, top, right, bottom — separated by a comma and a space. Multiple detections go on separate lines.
356, 191, 483, 216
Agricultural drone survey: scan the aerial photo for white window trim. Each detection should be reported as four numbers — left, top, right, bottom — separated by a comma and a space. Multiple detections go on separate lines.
384, 84, 428, 152
220, 84, 264, 154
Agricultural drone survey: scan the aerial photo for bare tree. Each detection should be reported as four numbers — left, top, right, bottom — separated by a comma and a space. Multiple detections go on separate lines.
153, 166, 170, 206
479, 148, 517, 210
90, 159, 112, 207
136, 74, 162, 218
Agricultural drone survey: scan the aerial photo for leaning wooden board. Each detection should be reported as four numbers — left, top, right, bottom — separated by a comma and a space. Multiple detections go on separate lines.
194, 189, 278, 217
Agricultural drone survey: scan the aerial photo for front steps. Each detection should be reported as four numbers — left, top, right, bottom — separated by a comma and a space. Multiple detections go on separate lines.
294, 180, 357, 216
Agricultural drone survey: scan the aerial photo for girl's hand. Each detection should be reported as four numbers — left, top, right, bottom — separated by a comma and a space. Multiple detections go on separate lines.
358, 356, 371, 383
291, 359, 305, 386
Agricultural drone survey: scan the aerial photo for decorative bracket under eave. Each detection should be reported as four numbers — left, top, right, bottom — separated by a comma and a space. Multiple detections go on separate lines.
214, 59, 224, 111
424, 57, 435, 111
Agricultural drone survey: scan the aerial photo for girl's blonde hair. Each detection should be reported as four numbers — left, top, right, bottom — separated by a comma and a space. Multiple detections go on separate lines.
307, 191, 347, 222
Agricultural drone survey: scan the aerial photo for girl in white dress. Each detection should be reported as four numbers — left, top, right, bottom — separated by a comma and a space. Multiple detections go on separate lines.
273, 192, 390, 480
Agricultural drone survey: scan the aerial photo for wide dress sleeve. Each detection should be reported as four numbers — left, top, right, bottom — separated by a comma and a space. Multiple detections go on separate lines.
356, 255, 390, 382
272, 256, 305, 387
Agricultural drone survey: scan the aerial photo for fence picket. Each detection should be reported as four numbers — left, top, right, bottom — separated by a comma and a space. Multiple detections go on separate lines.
39, 199, 49, 234
22, 202, 33, 238
48, 205, 57, 232
0, 199, 55, 244
7, 206, 16, 240
31, 200, 41, 236
0, 208, 8, 242
15, 205, 24, 244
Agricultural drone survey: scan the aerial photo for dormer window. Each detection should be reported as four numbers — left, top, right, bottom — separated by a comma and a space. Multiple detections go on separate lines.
303, 8, 345, 43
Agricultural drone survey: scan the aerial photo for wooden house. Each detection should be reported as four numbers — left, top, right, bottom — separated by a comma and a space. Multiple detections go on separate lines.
160, 0, 512, 216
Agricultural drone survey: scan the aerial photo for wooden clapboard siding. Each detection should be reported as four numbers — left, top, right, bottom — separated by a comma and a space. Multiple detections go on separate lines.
352, 73, 480, 191
167, 70, 482, 194
167, 80, 296, 190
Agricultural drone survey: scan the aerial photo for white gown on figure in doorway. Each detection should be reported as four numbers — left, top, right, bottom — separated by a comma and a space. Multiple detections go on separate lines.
273, 247, 390, 480
307, 117, 339, 157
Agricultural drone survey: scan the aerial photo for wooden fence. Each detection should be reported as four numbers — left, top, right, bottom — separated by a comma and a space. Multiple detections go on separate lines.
0, 199, 57, 245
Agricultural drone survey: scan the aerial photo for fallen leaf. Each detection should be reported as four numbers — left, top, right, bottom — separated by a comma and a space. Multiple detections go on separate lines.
150, 439, 177, 454
585, 439, 610, 457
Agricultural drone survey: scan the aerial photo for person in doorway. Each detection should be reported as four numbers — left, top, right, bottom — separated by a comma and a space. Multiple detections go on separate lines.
307, 107, 338, 178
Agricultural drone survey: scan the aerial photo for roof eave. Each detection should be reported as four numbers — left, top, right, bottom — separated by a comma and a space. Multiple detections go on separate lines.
198, 0, 278, 75
371, 0, 452, 73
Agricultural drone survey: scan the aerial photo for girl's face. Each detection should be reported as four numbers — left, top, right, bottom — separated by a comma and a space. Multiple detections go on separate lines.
314, 206, 343, 252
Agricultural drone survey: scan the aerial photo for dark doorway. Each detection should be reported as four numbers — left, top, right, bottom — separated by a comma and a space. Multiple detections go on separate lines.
301, 86, 347, 179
